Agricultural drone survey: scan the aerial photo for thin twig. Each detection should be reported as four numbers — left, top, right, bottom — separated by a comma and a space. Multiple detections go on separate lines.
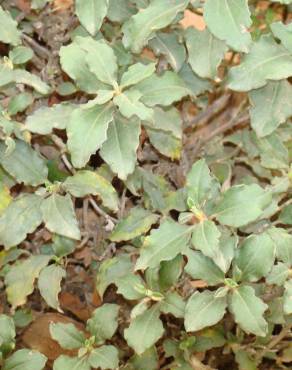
22, 34, 51, 59
256, 325, 292, 362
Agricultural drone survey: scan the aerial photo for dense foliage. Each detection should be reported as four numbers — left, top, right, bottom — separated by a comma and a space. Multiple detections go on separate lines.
0, 0, 292, 369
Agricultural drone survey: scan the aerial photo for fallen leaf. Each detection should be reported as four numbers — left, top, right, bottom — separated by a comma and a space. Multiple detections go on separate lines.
59, 291, 92, 321
180, 10, 205, 30
52, 0, 73, 11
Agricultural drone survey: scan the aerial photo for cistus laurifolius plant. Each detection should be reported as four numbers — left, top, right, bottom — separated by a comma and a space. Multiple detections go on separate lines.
0, 0, 292, 369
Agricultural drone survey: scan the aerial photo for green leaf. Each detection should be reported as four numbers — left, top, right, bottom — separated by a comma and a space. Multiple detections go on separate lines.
107, 0, 135, 22
185, 250, 225, 285
160, 292, 185, 318
116, 273, 146, 300
267, 227, 292, 265
59, 41, 101, 93
185, 290, 227, 332
120, 62, 156, 88
0, 140, 48, 186
283, 280, 292, 314
110, 207, 159, 242
63, 170, 119, 212
9, 46, 34, 64
88, 345, 119, 370
271, 21, 292, 53
3, 349, 47, 370
86, 304, 119, 343
191, 220, 221, 261
100, 114, 140, 180
136, 71, 190, 106
122, 0, 188, 53
235, 350, 258, 370
279, 204, 292, 225
159, 255, 183, 291
249, 80, 292, 138
67, 102, 114, 168
229, 285, 268, 336
95, 90, 114, 104
5, 255, 51, 308
8, 92, 33, 116
124, 305, 164, 355
235, 232, 275, 282
50, 322, 85, 349
96, 254, 133, 297
129, 347, 158, 370
0, 314, 15, 348
0, 63, 50, 95
25, 104, 76, 135
0, 6, 21, 46
186, 159, 213, 208
38, 264, 66, 311
41, 193, 80, 240
0, 194, 43, 249
214, 184, 271, 227
75, 0, 108, 36
185, 27, 227, 79
149, 32, 186, 72
266, 263, 289, 286
81, 38, 118, 87
227, 35, 292, 91
204, 0, 251, 52
178, 63, 211, 96
113, 90, 153, 120
253, 132, 289, 170
135, 219, 191, 270
53, 356, 90, 370
146, 127, 182, 160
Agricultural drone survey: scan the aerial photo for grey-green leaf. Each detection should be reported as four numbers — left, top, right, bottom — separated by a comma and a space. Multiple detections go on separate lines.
185, 290, 227, 332
160, 292, 185, 318
3, 349, 47, 370
0, 6, 21, 46
0, 140, 48, 186
185, 27, 227, 79
113, 90, 153, 121
120, 62, 156, 88
122, 0, 188, 53
136, 71, 190, 107
59, 42, 101, 93
249, 80, 292, 137
229, 285, 268, 336
283, 280, 292, 315
82, 38, 118, 87
41, 194, 80, 240
227, 35, 292, 91
25, 104, 76, 135
235, 232, 275, 282
63, 170, 119, 212
86, 304, 119, 343
67, 102, 114, 168
50, 322, 85, 349
124, 305, 164, 355
38, 264, 66, 312
184, 249, 225, 286
0, 315, 15, 348
214, 184, 271, 227
135, 219, 191, 270
204, 0, 252, 52
75, 0, 109, 36
88, 345, 119, 370
110, 207, 159, 242
149, 32, 186, 72
191, 220, 221, 261
271, 21, 292, 53
100, 114, 140, 180
53, 356, 90, 370
5, 255, 51, 308
0, 194, 43, 249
